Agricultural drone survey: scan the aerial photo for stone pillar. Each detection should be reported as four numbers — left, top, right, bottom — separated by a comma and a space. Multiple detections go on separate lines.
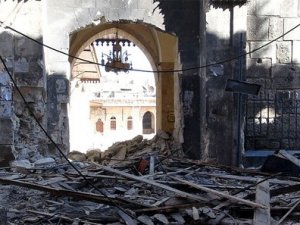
47, 75, 69, 155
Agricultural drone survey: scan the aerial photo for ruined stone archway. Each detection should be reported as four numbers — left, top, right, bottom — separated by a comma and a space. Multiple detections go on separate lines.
69, 22, 181, 151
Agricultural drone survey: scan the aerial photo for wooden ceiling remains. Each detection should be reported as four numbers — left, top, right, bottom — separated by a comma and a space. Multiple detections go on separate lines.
71, 44, 101, 82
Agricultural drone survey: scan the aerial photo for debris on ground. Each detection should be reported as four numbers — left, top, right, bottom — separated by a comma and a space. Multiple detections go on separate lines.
1, 134, 300, 224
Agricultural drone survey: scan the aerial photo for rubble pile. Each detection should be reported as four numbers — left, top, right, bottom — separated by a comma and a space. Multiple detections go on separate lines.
69, 130, 183, 166
1, 136, 300, 224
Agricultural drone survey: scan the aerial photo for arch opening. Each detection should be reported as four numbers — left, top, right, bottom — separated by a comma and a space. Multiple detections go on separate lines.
68, 22, 181, 153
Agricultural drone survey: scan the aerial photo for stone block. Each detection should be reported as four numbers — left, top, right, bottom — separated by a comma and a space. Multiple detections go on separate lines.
13, 87, 45, 104
280, 0, 298, 18
0, 145, 15, 167
0, 72, 10, 86
292, 41, 300, 64
0, 119, 13, 144
14, 59, 44, 88
256, 0, 280, 16
276, 41, 292, 64
284, 18, 300, 41
250, 41, 276, 61
269, 17, 283, 41
0, 85, 12, 101
246, 58, 271, 78
0, 101, 12, 118
14, 57, 29, 73
272, 64, 300, 89
14, 37, 43, 58
247, 16, 269, 41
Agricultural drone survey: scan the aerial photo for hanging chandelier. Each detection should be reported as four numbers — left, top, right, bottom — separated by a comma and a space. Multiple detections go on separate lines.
94, 32, 133, 73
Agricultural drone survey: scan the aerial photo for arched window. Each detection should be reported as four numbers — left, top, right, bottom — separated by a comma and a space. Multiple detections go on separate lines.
110, 116, 116, 130
143, 111, 154, 134
127, 116, 133, 130
96, 118, 104, 133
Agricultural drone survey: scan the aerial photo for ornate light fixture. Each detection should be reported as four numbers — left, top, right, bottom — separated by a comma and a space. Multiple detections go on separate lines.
95, 32, 133, 73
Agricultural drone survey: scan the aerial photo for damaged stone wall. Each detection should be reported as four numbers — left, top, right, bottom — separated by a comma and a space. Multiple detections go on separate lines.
0, 52, 14, 166
0, 0, 48, 165
245, 0, 300, 151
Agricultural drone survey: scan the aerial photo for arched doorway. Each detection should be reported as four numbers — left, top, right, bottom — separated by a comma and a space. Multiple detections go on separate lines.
143, 111, 155, 134
69, 22, 180, 152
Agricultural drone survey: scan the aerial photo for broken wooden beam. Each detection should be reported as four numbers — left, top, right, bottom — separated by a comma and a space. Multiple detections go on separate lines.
278, 150, 300, 169
170, 176, 267, 209
275, 199, 300, 225
253, 181, 271, 225
0, 177, 141, 207
101, 166, 209, 203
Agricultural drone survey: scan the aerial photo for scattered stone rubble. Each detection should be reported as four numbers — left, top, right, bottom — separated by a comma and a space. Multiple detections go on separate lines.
0, 133, 300, 224
68, 130, 183, 166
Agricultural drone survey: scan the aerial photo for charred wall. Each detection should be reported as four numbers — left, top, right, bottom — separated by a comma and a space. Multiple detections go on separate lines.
205, 3, 247, 165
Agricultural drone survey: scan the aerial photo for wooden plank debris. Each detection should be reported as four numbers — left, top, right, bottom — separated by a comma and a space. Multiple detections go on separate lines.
0, 176, 140, 207
278, 150, 300, 168
275, 199, 300, 225
253, 181, 271, 225
101, 166, 210, 203
171, 176, 267, 209
1, 133, 300, 225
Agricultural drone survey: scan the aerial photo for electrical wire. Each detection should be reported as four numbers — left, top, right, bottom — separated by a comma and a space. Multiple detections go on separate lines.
0, 21, 299, 73
0, 17, 299, 223
0, 56, 138, 222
